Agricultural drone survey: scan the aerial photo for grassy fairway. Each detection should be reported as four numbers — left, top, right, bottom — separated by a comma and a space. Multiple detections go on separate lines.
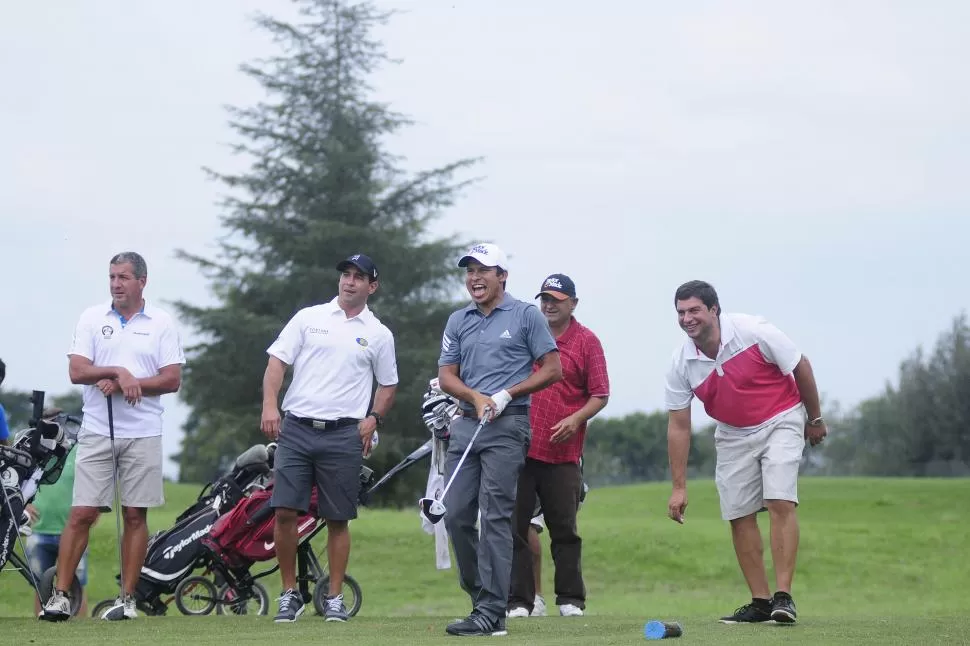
2, 476, 968, 644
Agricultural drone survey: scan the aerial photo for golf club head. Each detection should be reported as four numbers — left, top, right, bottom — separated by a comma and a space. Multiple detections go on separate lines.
419, 497, 447, 524
101, 603, 128, 621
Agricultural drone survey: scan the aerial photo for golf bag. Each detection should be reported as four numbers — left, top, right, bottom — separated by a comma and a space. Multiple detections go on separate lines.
201, 483, 322, 571
125, 443, 276, 615
0, 395, 80, 573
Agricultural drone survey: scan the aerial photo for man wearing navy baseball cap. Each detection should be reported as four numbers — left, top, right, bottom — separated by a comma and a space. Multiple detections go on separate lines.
260, 251, 398, 623
336, 253, 378, 281
508, 272, 610, 620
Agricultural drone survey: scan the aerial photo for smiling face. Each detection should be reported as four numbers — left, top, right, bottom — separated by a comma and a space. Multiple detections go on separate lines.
539, 293, 576, 328
464, 260, 505, 307
338, 267, 377, 311
675, 296, 719, 343
109, 261, 146, 312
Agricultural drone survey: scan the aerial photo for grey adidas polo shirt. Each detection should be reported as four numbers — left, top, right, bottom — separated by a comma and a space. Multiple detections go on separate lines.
438, 292, 557, 407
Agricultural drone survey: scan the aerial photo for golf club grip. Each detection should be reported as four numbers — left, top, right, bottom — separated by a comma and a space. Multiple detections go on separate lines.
106, 394, 115, 440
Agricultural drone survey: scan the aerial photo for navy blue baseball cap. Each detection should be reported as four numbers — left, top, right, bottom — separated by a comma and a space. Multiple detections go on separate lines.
336, 253, 379, 280
535, 273, 577, 300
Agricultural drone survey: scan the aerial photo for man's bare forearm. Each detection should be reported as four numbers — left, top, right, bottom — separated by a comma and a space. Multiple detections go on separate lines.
138, 369, 181, 396
792, 356, 822, 420
573, 395, 608, 424
438, 366, 479, 406
667, 409, 692, 490
69, 362, 127, 385
507, 352, 563, 399
371, 385, 396, 417
262, 357, 287, 408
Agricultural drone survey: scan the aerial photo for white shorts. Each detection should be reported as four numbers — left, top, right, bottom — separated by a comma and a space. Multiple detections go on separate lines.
714, 406, 806, 521
73, 430, 165, 510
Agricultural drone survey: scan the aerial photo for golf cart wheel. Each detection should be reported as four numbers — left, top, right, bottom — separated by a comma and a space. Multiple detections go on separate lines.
92, 598, 116, 619
174, 575, 218, 616
38, 565, 83, 616
215, 582, 269, 616
312, 573, 362, 617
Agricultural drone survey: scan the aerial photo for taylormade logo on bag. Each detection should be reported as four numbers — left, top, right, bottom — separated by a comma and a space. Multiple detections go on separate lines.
162, 524, 213, 560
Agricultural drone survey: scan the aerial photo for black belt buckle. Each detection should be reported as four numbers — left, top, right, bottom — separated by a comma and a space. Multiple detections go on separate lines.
289, 414, 358, 430
311, 417, 358, 430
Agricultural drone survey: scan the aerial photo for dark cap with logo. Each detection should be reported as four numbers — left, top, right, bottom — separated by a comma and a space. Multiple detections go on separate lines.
336, 253, 379, 280
535, 273, 576, 300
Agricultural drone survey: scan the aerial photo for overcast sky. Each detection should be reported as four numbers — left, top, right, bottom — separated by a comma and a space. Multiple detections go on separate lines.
2, 1, 967, 478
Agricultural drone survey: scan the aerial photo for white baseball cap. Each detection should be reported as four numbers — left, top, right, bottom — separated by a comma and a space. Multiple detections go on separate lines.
457, 243, 508, 270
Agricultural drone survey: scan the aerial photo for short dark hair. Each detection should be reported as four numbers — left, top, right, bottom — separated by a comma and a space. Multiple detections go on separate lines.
110, 252, 147, 279
0, 357, 5, 385
674, 280, 720, 315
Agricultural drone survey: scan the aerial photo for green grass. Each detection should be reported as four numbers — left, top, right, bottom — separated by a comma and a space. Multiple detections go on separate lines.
3, 477, 970, 645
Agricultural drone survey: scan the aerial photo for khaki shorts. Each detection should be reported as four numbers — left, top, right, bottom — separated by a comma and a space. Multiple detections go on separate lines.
714, 406, 806, 521
73, 431, 164, 510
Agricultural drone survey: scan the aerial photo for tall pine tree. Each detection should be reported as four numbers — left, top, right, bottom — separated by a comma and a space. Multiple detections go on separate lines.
173, 0, 479, 499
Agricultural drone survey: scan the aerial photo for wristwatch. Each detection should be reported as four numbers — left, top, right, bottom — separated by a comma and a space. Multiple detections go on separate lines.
367, 411, 384, 428
808, 416, 825, 427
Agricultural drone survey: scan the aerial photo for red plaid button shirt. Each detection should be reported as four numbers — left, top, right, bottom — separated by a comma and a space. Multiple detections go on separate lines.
528, 317, 610, 464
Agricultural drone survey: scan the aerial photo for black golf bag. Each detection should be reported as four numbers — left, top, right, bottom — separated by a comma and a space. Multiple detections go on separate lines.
125, 443, 276, 615
0, 391, 87, 615
0, 392, 80, 574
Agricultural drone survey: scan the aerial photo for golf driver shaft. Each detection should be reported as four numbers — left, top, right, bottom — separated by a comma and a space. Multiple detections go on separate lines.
438, 411, 490, 501
106, 395, 125, 599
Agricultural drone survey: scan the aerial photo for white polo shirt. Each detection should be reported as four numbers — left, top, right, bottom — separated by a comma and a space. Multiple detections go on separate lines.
267, 298, 398, 420
664, 312, 803, 433
68, 300, 186, 439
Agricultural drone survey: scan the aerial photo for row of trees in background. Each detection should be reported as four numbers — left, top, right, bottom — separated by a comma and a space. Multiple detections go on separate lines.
4, 312, 966, 500
6, 2, 966, 504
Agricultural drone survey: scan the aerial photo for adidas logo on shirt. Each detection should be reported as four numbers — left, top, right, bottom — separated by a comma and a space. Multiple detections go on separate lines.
499, 330, 511, 339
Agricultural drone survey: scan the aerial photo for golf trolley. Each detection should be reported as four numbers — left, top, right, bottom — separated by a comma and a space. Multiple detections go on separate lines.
0, 391, 84, 616
88, 442, 279, 618
171, 469, 373, 618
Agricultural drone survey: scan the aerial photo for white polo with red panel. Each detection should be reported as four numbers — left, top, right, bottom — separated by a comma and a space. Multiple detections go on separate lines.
665, 312, 808, 520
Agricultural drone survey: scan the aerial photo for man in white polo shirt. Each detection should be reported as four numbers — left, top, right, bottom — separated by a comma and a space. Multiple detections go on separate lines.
41, 251, 185, 622
664, 280, 827, 626
260, 253, 398, 624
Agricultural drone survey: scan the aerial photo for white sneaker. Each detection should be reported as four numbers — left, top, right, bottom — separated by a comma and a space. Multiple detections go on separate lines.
39, 590, 71, 622
101, 595, 137, 621
507, 606, 529, 618
559, 603, 584, 617
531, 595, 547, 617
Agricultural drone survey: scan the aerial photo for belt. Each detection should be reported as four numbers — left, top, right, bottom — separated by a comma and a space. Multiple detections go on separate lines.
286, 413, 360, 430
459, 405, 529, 420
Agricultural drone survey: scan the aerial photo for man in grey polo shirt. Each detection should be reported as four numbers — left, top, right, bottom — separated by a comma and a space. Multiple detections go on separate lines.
438, 243, 563, 637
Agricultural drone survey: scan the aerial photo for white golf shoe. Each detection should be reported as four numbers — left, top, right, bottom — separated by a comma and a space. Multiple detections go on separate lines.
531, 595, 547, 617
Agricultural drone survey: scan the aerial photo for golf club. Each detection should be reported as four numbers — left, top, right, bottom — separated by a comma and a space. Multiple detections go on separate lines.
418, 410, 490, 524
101, 394, 128, 621
360, 439, 433, 505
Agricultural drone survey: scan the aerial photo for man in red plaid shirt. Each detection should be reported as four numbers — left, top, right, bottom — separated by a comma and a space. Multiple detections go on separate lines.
507, 273, 609, 618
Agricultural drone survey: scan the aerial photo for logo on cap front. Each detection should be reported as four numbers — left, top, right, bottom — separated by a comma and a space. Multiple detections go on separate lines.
470, 244, 488, 255
544, 278, 563, 290
352, 254, 360, 261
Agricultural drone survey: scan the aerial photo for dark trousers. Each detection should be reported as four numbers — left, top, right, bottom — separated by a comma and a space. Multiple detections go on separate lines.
509, 458, 585, 610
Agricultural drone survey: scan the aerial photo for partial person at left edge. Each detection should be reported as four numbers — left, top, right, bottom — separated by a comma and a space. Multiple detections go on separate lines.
41, 251, 185, 622
0, 358, 9, 445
